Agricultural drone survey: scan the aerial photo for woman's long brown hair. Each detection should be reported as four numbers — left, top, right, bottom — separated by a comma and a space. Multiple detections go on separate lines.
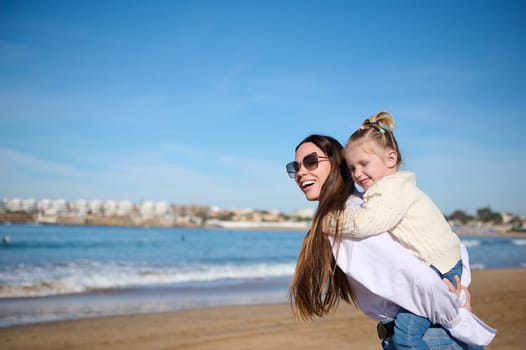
289, 134, 356, 321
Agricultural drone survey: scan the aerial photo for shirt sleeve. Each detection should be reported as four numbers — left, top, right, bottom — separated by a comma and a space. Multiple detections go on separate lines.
460, 243, 472, 287
337, 233, 460, 324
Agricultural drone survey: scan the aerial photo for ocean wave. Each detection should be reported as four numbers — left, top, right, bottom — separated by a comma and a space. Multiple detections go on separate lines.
469, 263, 485, 270
460, 239, 481, 248
512, 239, 526, 246
0, 260, 296, 298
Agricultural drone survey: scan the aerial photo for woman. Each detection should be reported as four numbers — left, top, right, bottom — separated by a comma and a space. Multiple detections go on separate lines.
286, 134, 495, 349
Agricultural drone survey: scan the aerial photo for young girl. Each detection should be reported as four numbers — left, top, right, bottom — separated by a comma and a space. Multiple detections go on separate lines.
322, 112, 471, 349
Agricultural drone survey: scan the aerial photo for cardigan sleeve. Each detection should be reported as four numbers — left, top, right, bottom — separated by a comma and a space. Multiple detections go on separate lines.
325, 174, 413, 238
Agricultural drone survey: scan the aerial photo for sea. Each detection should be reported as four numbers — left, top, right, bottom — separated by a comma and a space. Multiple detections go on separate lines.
0, 224, 525, 328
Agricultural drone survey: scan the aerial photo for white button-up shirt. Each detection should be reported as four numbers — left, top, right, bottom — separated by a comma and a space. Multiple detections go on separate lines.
331, 194, 496, 346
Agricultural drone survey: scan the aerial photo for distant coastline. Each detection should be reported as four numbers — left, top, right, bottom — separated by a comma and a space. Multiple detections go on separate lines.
1, 213, 525, 237
1, 197, 525, 235
0, 211, 311, 231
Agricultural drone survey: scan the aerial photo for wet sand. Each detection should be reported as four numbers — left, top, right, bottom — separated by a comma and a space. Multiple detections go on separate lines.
1, 269, 524, 350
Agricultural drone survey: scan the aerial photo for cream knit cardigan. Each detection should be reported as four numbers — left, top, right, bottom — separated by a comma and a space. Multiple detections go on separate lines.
328, 171, 460, 274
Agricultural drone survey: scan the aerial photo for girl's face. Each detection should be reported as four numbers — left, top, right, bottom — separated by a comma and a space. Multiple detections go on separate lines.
344, 140, 397, 191
294, 142, 331, 201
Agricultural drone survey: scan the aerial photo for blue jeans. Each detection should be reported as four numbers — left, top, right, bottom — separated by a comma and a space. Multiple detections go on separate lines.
382, 325, 484, 350
432, 260, 463, 288
391, 260, 463, 349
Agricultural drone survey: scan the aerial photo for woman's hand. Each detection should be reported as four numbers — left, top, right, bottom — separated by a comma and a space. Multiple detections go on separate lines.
443, 275, 472, 311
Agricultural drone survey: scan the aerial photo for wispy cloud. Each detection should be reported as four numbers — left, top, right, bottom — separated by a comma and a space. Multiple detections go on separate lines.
0, 147, 301, 211
0, 148, 88, 178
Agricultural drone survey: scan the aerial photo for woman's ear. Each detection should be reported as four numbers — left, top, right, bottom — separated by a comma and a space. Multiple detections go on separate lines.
385, 149, 398, 168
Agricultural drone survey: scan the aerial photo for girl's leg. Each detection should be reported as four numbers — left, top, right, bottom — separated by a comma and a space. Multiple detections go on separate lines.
432, 260, 463, 287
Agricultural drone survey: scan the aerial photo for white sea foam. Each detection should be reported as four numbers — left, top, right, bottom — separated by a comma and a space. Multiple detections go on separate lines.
0, 261, 296, 298
512, 239, 526, 246
460, 239, 481, 248
469, 263, 485, 270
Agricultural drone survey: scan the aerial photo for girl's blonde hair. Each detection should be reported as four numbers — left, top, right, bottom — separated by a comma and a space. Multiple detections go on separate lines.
346, 111, 402, 166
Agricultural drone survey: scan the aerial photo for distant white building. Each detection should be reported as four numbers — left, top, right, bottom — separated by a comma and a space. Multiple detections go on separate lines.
51, 199, 68, 214
209, 205, 222, 214
70, 199, 89, 216
87, 200, 103, 215
501, 212, 514, 225
1, 197, 37, 212
139, 201, 154, 219
293, 207, 315, 219
21, 198, 37, 212
33, 198, 65, 218
102, 200, 118, 216
5, 198, 21, 211
116, 200, 134, 216
153, 201, 170, 216
37, 198, 51, 211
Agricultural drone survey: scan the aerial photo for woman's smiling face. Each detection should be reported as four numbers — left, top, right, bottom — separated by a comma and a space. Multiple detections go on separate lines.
294, 142, 331, 201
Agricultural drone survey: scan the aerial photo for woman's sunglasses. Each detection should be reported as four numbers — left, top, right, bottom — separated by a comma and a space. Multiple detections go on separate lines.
286, 152, 329, 178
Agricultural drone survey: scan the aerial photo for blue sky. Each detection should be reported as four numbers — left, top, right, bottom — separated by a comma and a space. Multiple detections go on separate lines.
1, 0, 525, 216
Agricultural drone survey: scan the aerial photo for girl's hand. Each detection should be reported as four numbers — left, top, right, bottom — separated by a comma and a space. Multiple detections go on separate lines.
443, 275, 472, 311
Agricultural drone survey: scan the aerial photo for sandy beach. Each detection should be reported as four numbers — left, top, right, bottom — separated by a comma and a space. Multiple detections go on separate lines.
1, 269, 524, 350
